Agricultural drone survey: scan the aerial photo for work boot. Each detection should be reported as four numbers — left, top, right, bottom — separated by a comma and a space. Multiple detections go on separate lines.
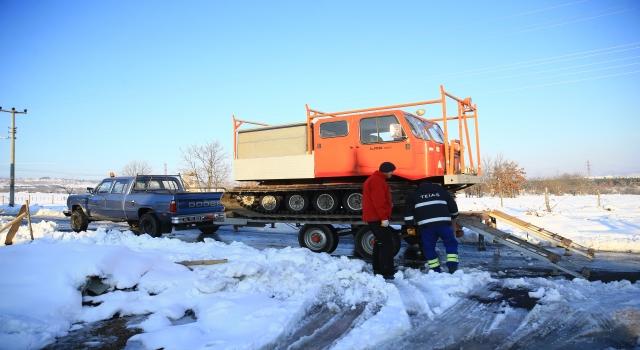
431, 267, 442, 273
448, 267, 457, 274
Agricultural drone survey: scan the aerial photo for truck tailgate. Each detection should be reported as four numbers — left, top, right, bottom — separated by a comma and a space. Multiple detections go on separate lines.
174, 192, 224, 215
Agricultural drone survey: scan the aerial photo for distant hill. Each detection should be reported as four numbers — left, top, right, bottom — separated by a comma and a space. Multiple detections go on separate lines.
0, 178, 100, 194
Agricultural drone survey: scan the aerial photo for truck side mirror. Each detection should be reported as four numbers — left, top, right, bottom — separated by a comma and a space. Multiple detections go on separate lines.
86, 187, 94, 194
390, 124, 404, 139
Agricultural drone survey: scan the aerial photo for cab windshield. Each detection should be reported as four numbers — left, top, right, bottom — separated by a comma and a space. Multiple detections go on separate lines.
404, 114, 431, 140
425, 122, 445, 143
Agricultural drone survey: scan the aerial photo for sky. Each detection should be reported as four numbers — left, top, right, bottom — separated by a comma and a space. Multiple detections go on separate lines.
1, 0, 639, 180
0, 193, 639, 349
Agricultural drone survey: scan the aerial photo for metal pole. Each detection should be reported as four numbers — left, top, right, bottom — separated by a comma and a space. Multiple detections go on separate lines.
9, 109, 15, 207
0, 107, 27, 207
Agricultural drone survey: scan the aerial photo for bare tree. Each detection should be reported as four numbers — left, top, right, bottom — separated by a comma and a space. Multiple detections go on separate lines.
58, 178, 77, 195
121, 160, 154, 176
179, 140, 232, 191
481, 153, 526, 206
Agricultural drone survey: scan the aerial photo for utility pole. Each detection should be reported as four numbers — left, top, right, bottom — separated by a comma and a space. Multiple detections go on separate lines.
0, 107, 27, 207
586, 160, 591, 179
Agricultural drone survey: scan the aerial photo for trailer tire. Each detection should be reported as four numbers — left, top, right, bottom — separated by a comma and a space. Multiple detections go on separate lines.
354, 226, 401, 260
298, 224, 337, 253
70, 210, 89, 232
199, 225, 220, 234
285, 193, 309, 213
139, 213, 162, 238
312, 192, 340, 213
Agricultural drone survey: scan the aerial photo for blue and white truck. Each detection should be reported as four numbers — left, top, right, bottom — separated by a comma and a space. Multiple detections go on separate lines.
64, 175, 225, 237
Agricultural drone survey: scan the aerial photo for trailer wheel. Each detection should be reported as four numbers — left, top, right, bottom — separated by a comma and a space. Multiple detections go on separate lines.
328, 225, 340, 253
139, 213, 162, 238
70, 210, 89, 232
342, 191, 362, 213
298, 224, 337, 253
312, 192, 340, 213
354, 226, 401, 260
258, 195, 282, 213
285, 193, 309, 213
199, 225, 220, 234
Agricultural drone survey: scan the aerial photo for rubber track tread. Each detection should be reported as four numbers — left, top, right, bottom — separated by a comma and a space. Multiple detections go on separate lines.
222, 183, 415, 222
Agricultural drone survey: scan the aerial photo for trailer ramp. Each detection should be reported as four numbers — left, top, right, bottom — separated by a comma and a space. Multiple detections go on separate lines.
488, 210, 596, 259
457, 214, 590, 279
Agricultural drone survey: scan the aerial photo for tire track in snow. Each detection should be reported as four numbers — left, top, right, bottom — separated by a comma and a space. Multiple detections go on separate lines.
275, 303, 366, 350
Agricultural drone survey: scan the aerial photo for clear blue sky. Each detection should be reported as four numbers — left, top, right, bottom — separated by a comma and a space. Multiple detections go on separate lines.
1, 0, 639, 180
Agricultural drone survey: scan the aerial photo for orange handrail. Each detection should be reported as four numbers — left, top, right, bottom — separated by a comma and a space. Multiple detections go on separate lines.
235, 85, 482, 176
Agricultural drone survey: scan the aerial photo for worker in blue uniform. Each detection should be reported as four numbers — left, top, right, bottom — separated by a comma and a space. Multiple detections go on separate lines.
404, 181, 460, 273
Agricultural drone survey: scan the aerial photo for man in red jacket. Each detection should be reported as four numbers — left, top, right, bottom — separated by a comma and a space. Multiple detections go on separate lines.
362, 161, 396, 279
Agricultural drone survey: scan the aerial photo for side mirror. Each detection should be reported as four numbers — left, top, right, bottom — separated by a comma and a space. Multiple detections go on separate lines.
390, 124, 404, 139
86, 187, 94, 194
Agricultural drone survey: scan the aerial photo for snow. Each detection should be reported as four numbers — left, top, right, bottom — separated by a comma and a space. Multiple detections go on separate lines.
0, 193, 639, 349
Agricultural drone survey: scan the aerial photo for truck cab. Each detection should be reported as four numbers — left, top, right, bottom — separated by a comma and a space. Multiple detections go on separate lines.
313, 110, 448, 181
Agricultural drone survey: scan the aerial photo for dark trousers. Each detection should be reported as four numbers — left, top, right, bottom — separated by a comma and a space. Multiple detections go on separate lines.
368, 221, 395, 275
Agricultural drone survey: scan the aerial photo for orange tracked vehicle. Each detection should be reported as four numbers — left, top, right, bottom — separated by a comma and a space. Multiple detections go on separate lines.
220, 85, 481, 257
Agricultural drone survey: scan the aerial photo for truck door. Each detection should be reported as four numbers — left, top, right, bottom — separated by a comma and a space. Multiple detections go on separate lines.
355, 115, 413, 174
87, 180, 114, 219
425, 122, 446, 176
314, 118, 357, 177
104, 179, 129, 220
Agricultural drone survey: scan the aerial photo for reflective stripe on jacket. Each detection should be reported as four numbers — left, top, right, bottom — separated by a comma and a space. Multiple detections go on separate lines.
404, 182, 458, 229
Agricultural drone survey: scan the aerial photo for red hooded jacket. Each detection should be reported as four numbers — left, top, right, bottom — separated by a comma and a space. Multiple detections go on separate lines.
362, 171, 392, 222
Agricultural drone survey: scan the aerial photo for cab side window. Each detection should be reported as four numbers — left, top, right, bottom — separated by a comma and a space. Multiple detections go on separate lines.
360, 115, 405, 143
111, 181, 128, 194
319, 120, 348, 138
95, 181, 114, 194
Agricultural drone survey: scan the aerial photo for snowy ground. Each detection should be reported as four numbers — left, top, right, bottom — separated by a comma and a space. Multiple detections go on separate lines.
0, 193, 639, 349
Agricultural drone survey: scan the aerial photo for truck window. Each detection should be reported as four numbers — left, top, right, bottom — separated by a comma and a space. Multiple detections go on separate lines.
111, 180, 128, 194
404, 114, 432, 140
319, 120, 348, 138
425, 122, 445, 144
360, 115, 405, 143
162, 180, 180, 190
95, 181, 114, 194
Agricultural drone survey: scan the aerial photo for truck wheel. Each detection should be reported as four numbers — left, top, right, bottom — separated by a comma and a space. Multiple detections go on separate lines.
199, 225, 220, 234
70, 210, 89, 232
354, 226, 401, 260
312, 192, 339, 213
258, 195, 282, 213
298, 224, 337, 253
139, 213, 162, 238
285, 193, 309, 213
342, 191, 362, 213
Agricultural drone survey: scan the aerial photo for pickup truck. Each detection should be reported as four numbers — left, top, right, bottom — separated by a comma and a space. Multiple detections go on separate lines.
63, 175, 225, 237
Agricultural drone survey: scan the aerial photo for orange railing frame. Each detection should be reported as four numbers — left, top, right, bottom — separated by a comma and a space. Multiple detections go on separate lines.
232, 115, 270, 159
304, 85, 481, 176
233, 86, 481, 176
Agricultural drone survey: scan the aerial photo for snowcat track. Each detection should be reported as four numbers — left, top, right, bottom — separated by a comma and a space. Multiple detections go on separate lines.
221, 183, 415, 222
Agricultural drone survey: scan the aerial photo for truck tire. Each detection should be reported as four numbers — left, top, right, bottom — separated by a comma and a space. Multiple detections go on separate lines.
298, 224, 337, 253
354, 226, 401, 260
70, 210, 89, 233
285, 193, 309, 213
139, 213, 162, 238
199, 225, 220, 234
312, 192, 339, 213
342, 191, 362, 213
